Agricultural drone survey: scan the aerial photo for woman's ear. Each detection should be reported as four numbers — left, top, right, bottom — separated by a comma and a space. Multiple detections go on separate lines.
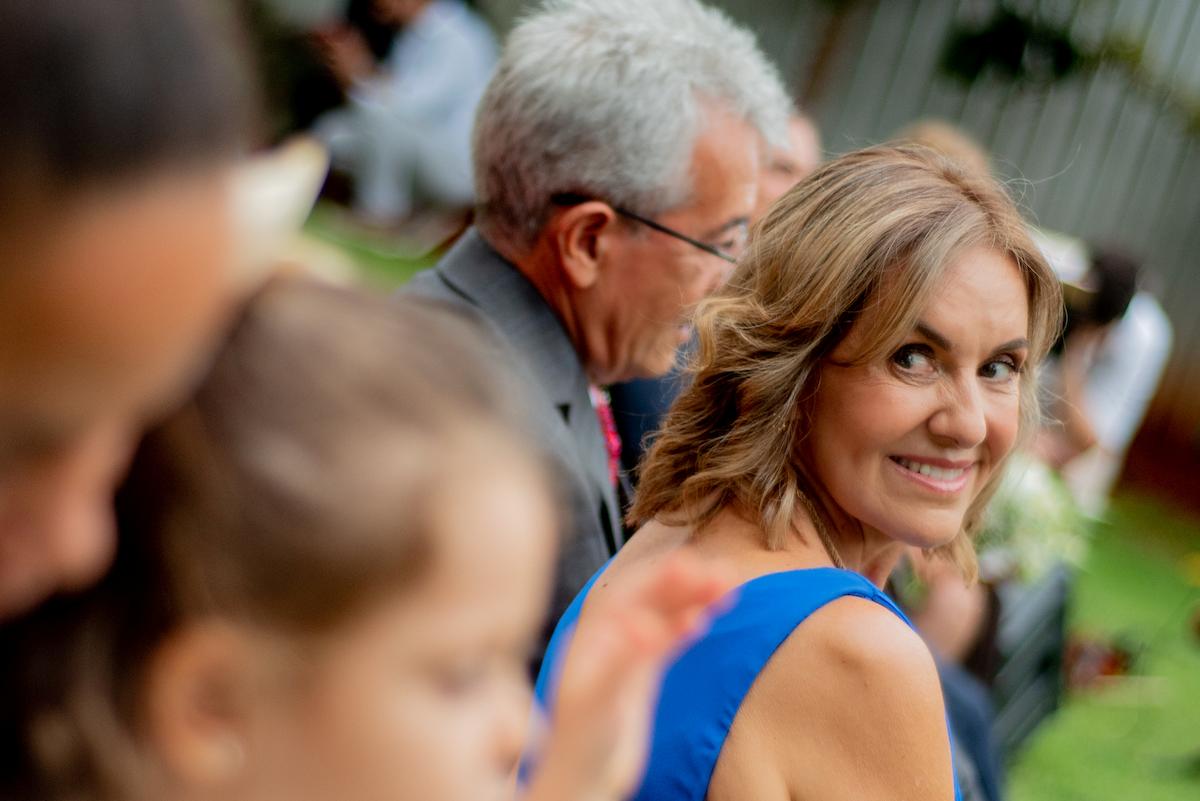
141, 620, 259, 790
549, 201, 620, 290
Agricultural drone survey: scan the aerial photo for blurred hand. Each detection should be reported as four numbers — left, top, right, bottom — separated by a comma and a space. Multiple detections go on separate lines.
523, 552, 734, 801
312, 26, 376, 89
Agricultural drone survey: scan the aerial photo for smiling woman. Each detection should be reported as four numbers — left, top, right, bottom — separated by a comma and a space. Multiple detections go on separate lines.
532, 144, 1063, 801
635, 144, 1062, 580
810, 244, 1032, 562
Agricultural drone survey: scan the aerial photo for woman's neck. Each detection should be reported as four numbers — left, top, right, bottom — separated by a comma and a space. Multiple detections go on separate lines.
847, 535, 906, 587
790, 506, 906, 588
663, 503, 907, 589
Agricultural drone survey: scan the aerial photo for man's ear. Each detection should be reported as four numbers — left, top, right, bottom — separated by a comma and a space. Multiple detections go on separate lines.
550, 201, 620, 290
141, 620, 261, 789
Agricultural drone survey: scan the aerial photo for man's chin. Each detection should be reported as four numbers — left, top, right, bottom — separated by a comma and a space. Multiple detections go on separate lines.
595, 344, 682, 385
633, 355, 680, 382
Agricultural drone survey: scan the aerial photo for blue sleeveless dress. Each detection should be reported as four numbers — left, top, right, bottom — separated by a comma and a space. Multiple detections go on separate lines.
533, 564, 963, 801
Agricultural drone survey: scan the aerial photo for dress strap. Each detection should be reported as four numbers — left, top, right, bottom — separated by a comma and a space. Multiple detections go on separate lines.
637, 568, 907, 801
533, 558, 611, 708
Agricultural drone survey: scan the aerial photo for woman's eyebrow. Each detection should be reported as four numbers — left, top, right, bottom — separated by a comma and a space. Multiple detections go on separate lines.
991, 337, 1030, 353
915, 322, 952, 351
914, 324, 1029, 355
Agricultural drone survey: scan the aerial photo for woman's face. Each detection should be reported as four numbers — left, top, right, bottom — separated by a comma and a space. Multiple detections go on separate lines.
239, 459, 556, 801
0, 174, 234, 618
807, 246, 1030, 552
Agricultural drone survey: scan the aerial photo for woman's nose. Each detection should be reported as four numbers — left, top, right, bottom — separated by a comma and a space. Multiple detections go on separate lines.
927, 377, 987, 450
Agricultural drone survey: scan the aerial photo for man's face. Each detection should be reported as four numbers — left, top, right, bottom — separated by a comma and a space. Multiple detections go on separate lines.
583, 106, 760, 385
0, 174, 234, 618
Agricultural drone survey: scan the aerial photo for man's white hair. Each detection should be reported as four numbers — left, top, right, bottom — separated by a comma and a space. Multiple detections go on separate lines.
473, 0, 793, 248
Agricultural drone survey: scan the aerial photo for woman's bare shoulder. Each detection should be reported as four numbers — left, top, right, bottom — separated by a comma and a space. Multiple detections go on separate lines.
802, 594, 936, 681
721, 594, 955, 801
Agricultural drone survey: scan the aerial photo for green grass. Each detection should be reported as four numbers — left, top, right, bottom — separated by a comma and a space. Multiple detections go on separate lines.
302, 202, 436, 287
1008, 493, 1200, 801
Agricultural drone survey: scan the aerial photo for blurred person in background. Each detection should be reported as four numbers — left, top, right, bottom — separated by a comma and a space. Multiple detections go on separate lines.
896, 119, 994, 179
611, 109, 823, 480
312, 0, 497, 224
0, 0, 249, 619
1031, 238, 1172, 518
242, 0, 402, 141
533, 145, 1063, 801
405, 0, 791, 640
0, 280, 732, 801
752, 112, 823, 222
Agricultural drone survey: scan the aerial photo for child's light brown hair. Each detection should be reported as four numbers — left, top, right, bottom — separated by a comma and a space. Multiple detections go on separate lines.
0, 279, 544, 800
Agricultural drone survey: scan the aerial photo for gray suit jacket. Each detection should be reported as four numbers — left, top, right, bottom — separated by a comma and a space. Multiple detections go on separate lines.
405, 228, 622, 641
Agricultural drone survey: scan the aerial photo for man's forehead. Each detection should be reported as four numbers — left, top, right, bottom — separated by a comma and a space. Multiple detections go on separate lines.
670, 113, 760, 223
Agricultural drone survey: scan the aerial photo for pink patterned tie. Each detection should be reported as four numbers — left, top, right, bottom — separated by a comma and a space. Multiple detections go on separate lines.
589, 385, 622, 489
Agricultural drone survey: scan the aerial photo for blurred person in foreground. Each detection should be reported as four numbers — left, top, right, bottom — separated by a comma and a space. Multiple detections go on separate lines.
0, 0, 249, 619
312, 0, 497, 223
532, 145, 1063, 801
611, 109, 823, 478
405, 0, 791, 636
0, 280, 733, 801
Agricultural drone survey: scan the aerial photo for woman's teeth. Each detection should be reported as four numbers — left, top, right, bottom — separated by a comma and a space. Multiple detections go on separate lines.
892, 457, 966, 481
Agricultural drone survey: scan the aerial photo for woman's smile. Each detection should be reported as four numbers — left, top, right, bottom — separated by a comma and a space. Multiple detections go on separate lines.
888, 455, 976, 495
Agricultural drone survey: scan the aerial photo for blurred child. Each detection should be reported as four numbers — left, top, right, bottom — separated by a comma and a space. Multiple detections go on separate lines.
1, 280, 730, 801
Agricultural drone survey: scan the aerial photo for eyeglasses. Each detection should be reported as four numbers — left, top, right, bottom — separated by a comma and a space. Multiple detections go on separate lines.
550, 192, 741, 264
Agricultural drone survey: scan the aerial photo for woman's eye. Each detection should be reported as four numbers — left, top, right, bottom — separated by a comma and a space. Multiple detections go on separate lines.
981, 357, 1021, 382
891, 345, 936, 375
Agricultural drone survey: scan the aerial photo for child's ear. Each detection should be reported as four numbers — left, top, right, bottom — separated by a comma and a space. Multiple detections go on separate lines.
141, 620, 260, 789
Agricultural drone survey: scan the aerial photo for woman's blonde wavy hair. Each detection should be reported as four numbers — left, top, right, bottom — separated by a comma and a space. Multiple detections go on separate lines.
629, 144, 1063, 579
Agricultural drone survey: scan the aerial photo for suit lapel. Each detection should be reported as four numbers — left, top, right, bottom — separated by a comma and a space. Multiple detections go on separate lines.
433, 230, 622, 551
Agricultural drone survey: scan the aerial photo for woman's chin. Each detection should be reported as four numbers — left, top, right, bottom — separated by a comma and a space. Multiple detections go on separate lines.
883, 517, 964, 553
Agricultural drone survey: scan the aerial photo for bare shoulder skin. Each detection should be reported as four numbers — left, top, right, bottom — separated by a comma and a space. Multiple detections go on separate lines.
709, 594, 954, 801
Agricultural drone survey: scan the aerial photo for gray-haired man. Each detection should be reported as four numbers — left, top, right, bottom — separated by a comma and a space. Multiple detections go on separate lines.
406, 0, 791, 635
